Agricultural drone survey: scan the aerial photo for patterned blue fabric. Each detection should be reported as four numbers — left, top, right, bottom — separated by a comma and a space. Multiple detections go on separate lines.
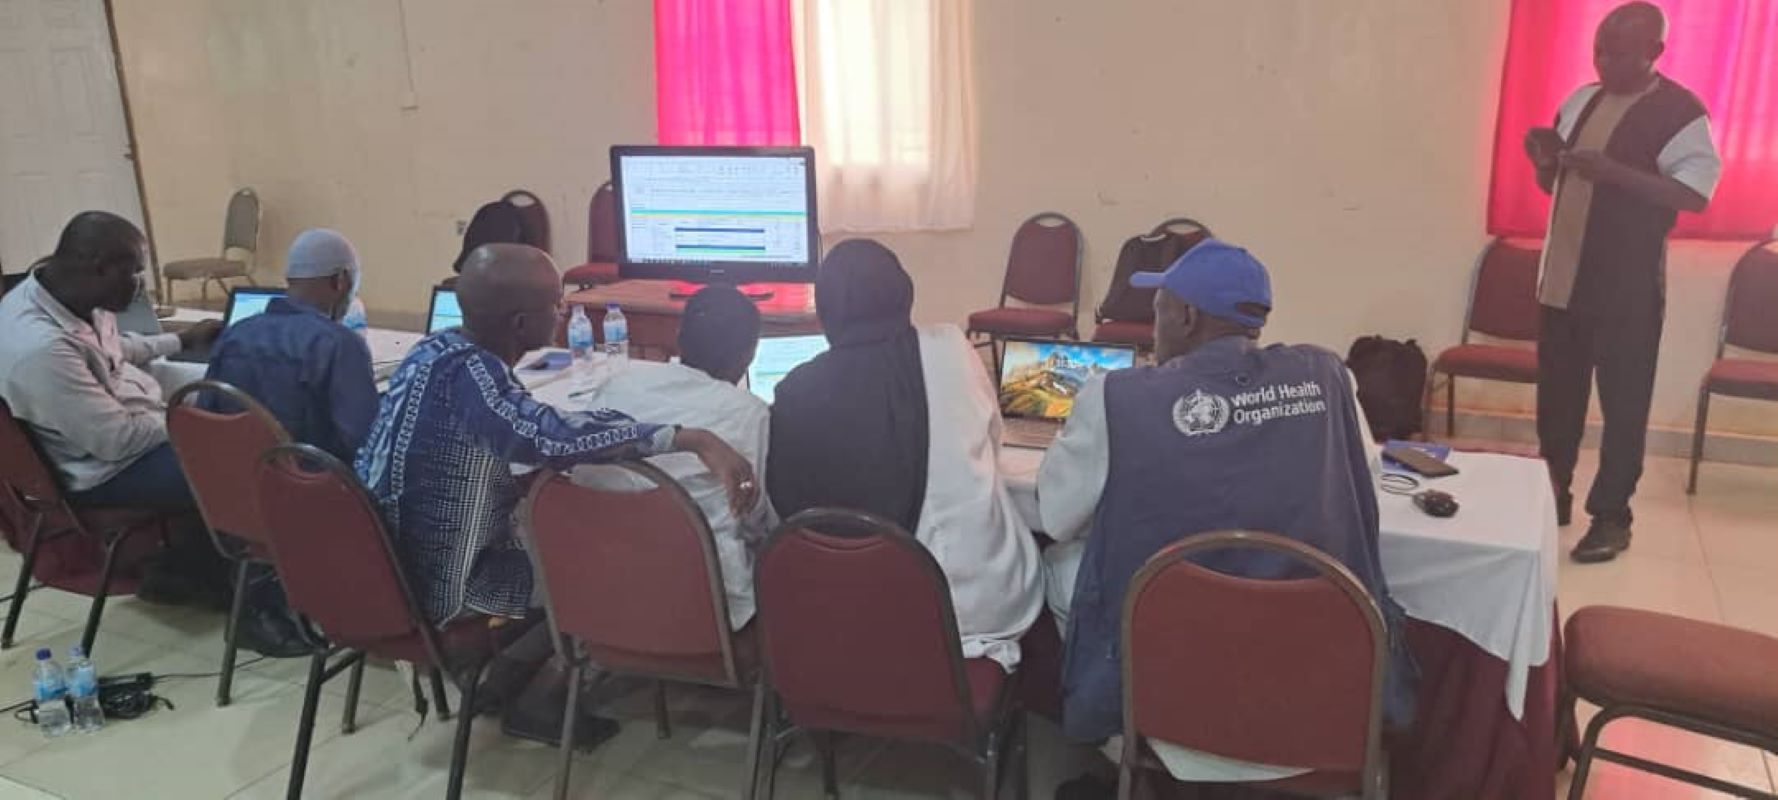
202, 296, 376, 461
357, 330, 662, 621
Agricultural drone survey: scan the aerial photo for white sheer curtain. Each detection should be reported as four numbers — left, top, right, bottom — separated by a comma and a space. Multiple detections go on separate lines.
792, 0, 977, 233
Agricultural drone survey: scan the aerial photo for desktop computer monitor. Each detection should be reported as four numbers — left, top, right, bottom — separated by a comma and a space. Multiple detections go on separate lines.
611, 146, 819, 285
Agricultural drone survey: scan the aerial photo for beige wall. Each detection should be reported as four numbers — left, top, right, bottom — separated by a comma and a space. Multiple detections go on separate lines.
111, 0, 1772, 437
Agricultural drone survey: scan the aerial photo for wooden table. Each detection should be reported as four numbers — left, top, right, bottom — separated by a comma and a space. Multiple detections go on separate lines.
565, 278, 820, 359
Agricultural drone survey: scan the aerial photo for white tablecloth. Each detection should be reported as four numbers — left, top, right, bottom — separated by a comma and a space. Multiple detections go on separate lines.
1000, 447, 1559, 719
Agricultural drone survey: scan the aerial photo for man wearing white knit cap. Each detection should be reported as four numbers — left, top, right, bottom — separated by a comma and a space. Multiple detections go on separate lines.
201, 227, 378, 656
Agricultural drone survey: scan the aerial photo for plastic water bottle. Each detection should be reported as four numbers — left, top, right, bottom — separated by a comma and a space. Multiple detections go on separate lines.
567, 305, 596, 368
67, 645, 102, 733
341, 297, 369, 340
601, 303, 629, 364
31, 649, 69, 738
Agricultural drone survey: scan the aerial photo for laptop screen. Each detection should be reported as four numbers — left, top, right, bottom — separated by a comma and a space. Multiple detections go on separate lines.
427, 288, 462, 333
225, 288, 284, 326
746, 334, 828, 404
998, 339, 1136, 420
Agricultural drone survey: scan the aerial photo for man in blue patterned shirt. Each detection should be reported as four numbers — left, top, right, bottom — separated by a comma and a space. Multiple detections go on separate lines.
357, 244, 756, 623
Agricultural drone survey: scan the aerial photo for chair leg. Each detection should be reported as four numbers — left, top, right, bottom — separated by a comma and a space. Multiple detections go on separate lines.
980, 733, 1003, 800
445, 661, 489, 800
341, 654, 367, 734
653, 680, 671, 740
1446, 377, 1457, 439
285, 651, 330, 800
217, 559, 251, 707
80, 531, 131, 657
816, 731, 839, 800
2, 516, 44, 648
430, 667, 454, 720
1687, 389, 1711, 495
552, 660, 584, 800
1115, 736, 1136, 800
743, 680, 768, 800
754, 689, 782, 800
1567, 707, 1614, 800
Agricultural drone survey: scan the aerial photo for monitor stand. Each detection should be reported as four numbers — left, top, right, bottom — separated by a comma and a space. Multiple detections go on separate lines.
667, 280, 776, 301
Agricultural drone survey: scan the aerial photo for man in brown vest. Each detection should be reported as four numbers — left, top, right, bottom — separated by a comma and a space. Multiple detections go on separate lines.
1523, 1, 1720, 563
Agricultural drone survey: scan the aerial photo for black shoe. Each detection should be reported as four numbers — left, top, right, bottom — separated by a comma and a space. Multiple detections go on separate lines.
233, 608, 315, 658
1055, 774, 1116, 800
1555, 491, 1573, 527
1570, 519, 1632, 563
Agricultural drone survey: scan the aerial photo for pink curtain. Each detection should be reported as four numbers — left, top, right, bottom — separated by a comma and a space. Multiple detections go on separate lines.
653, 0, 801, 146
1489, 0, 1778, 240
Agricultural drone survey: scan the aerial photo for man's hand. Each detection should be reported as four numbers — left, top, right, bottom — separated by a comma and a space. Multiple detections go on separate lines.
176, 319, 223, 350
1558, 149, 1621, 182
1524, 127, 1563, 168
674, 428, 758, 515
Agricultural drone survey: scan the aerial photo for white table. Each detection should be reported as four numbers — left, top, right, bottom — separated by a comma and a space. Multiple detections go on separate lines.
999, 446, 1559, 718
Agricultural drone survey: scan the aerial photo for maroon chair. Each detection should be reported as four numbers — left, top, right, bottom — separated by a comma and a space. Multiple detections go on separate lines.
1093, 218, 1212, 352
968, 212, 1083, 352
1565, 606, 1778, 799
1689, 239, 1778, 494
521, 464, 763, 800
1429, 238, 1543, 437
0, 399, 169, 658
502, 188, 551, 254
166, 380, 290, 707
256, 444, 496, 800
1118, 531, 1387, 800
563, 182, 621, 288
752, 508, 1025, 799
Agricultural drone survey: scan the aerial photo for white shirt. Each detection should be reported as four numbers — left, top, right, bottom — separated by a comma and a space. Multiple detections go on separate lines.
568, 360, 773, 630
0, 276, 180, 491
1036, 365, 1378, 783
914, 325, 1045, 669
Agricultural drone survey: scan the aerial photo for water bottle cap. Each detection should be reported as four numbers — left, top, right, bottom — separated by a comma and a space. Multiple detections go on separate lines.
606, 302, 620, 310
69, 645, 84, 658
35, 648, 50, 660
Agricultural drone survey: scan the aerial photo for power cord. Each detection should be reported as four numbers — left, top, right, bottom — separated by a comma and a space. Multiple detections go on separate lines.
5, 655, 271, 727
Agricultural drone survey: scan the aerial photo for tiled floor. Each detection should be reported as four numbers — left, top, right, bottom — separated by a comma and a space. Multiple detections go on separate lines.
0, 450, 1769, 799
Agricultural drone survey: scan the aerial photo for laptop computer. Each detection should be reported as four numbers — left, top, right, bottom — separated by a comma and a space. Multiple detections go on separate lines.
998, 338, 1136, 449
426, 287, 462, 334
160, 287, 286, 364
745, 333, 828, 405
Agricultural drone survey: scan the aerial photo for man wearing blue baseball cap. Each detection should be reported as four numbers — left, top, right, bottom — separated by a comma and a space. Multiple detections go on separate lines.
1038, 239, 1414, 792
199, 228, 379, 657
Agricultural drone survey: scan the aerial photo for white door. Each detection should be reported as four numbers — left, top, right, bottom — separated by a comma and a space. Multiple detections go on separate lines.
0, 0, 144, 276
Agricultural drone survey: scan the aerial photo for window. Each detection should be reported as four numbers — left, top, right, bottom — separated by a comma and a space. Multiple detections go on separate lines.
653, 0, 977, 232
1488, 0, 1778, 240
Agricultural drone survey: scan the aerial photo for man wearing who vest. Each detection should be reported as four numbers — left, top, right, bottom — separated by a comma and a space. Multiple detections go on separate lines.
1523, 1, 1720, 563
1038, 239, 1415, 789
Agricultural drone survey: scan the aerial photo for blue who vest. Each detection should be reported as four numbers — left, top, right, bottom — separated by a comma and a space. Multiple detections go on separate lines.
1060, 336, 1416, 742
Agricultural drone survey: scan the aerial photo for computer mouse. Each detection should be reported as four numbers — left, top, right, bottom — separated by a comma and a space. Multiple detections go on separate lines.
1414, 489, 1459, 518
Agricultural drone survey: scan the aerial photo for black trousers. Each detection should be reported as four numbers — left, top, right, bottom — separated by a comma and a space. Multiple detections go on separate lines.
1536, 304, 1663, 525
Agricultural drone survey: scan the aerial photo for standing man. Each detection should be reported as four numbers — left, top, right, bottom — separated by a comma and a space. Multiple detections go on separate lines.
1523, 1, 1720, 563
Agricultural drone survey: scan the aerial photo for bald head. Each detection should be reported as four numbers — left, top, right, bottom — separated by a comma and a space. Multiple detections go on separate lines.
1595, 2, 1665, 93
457, 243, 563, 360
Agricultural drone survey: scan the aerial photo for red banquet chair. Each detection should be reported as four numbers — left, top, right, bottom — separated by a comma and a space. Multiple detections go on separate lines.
1092, 217, 1212, 352
1428, 237, 1543, 437
563, 181, 621, 288
752, 508, 1026, 799
256, 444, 497, 800
0, 399, 170, 659
968, 212, 1083, 354
521, 464, 764, 800
165, 380, 290, 707
1118, 531, 1388, 800
1688, 238, 1778, 493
